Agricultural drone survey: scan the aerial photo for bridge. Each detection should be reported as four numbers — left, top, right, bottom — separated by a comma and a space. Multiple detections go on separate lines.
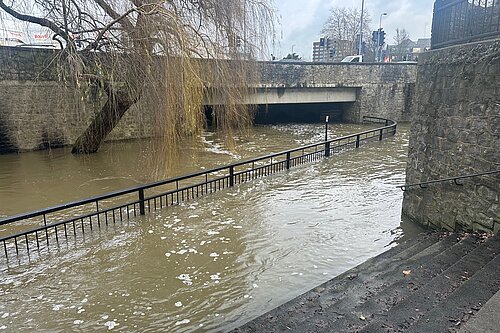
0, 46, 416, 152
208, 86, 358, 105
207, 61, 417, 124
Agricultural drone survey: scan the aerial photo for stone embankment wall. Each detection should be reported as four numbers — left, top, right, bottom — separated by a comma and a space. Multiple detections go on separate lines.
0, 47, 417, 153
258, 62, 417, 123
0, 47, 154, 153
402, 39, 499, 233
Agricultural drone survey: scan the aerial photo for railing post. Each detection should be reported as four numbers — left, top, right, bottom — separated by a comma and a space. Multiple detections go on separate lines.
286, 152, 291, 169
138, 189, 145, 215
379, 129, 383, 141
229, 166, 234, 187
356, 135, 360, 148
325, 142, 331, 157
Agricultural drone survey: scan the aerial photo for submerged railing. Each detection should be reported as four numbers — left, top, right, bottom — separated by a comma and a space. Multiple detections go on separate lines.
0, 116, 396, 261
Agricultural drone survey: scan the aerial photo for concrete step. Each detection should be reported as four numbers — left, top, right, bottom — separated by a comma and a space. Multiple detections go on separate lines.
231, 233, 500, 333
231, 232, 445, 333
458, 289, 500, 333
406, 246, 500, 332
353, 234, 500, 333
297, 234, 479, 332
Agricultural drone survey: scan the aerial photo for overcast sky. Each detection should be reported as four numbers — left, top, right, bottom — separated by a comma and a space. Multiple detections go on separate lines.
1, 0, 435, 59
273, 0, 435, 60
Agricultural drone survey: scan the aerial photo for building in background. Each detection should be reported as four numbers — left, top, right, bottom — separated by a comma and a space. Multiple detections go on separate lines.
312, 37, 352, 62
312, 37, 331, 62
386, 37, 431, 62
412, 38, 431, 56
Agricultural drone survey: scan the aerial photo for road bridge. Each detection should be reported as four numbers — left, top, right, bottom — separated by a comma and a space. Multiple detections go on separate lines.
205, 61, 417, 124
207, 86, 358, 106
0, 47, 416, 152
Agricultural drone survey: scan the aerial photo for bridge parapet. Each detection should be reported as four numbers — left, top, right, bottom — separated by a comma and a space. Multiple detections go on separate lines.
254, 62, 417, 123
0, 46, 416, 152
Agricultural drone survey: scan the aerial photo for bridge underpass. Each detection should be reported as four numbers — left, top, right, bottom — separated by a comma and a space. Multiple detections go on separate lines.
253, 102, 349, 124
204, 102, 352, 126
205, 86, 358, 125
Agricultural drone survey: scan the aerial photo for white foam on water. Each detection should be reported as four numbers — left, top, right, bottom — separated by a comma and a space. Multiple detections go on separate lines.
175, 319, 190, 326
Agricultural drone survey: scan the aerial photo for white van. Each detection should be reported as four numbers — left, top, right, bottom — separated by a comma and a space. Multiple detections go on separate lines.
341, 55, 363, 63
0, 29, 26, 46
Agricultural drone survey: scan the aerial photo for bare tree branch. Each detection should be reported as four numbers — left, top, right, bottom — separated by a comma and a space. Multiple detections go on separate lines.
0, 0, 72, 43
83, 6, 138, 51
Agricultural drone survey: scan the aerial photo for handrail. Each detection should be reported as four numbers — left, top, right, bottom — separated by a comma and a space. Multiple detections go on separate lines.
0, 116, 397, 259
398, 170, 500, 191
0, 116, 396, 226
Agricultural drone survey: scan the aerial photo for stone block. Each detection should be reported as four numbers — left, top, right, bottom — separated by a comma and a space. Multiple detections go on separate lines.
476, 213, 495, 229
406, 37, 500, 233
472, 222, 492, 234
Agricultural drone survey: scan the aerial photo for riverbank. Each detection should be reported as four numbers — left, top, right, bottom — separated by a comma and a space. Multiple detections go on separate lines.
231, 231, 500, 333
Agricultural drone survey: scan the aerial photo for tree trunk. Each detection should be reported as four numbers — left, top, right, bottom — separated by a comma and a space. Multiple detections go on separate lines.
71, 89, 137, 154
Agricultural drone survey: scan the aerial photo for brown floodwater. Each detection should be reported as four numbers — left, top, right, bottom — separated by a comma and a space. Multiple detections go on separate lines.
0, 123, 423, 332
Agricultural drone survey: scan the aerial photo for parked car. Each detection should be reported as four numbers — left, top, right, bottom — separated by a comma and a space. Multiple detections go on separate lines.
341, 55, 363, 63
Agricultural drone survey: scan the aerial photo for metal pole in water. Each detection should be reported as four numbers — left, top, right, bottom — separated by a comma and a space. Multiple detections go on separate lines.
139, 189, 146, 215
325, 116, 329, 142
325, 116, 331, 157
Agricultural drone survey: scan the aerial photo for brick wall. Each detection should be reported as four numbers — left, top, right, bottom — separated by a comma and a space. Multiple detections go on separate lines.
402, 39, 500, 233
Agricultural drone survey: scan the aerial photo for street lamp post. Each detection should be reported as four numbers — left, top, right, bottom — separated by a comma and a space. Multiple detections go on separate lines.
358, 0, 365, 56
378, 13, 387, 62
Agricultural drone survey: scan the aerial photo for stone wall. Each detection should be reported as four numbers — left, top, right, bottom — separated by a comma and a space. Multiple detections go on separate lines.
258, 62, 417, 123
0, 47, 417, 153
0, 47, 154, 152
402, 39, 500, 233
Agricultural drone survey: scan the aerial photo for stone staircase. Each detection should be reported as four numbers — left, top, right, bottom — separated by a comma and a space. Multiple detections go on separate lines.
231, 232, 500, 333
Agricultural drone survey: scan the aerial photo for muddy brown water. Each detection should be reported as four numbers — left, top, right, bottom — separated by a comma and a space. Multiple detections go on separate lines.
0, 123, 423, 332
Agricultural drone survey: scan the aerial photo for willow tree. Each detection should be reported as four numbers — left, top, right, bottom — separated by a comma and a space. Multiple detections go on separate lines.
0, 0, 274, 154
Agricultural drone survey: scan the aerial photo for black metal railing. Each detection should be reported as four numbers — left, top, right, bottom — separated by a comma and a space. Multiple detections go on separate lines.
432, 0, 500, 49
0, 116, 397, 261
398, 170, 500, 191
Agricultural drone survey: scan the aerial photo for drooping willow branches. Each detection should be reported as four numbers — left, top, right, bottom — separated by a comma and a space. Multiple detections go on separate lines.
0, 0, 275, 159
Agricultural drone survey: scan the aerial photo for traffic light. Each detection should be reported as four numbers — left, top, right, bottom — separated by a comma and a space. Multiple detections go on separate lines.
372, 30, 379, 43
379, 29, 386, 46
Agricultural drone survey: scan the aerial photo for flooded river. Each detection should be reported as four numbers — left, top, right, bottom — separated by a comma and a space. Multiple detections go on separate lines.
0, 123, 423, 332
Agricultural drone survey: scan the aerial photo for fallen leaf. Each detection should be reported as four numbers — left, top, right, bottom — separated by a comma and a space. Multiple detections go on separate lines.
403, 270, 412, 276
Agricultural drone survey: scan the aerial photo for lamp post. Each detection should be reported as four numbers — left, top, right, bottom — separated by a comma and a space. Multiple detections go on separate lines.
358, 0, 365, 56
378, 13, 387, 62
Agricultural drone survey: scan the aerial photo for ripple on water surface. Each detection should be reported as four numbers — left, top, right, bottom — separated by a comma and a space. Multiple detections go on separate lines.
0, 123, 423, 332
